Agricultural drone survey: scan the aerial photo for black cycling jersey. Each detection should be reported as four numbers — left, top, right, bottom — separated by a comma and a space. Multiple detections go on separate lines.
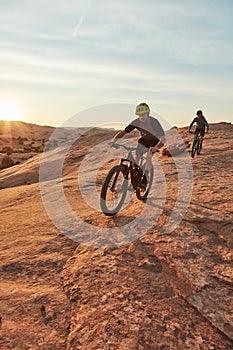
189, 116, 209, 130
125, 116, 165, 143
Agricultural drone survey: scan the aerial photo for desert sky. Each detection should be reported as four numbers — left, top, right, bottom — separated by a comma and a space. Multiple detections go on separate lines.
0, 0, 232, 126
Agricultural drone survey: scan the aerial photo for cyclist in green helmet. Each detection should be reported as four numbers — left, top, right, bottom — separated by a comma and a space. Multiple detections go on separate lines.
111, 102, 165, 187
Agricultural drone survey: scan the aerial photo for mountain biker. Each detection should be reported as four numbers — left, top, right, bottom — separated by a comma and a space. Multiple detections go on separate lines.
189, 110, 209, 150
111, 102, 165, 187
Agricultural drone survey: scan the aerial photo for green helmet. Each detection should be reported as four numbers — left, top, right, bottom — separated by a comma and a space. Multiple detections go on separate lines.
135, 102, 150, 115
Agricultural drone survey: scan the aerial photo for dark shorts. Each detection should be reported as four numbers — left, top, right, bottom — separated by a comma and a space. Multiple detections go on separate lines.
195, 127, 205, 137
136, 137, 159, 156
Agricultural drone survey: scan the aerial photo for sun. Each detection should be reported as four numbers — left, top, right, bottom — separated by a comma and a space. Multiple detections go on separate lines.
0, 101, 22, 121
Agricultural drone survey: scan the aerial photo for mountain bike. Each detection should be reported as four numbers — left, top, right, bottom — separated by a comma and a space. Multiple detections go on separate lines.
100, 143, 155, 216
190, 131, 202, 158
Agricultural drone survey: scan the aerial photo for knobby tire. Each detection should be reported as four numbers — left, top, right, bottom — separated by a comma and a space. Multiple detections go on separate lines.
136, 165, 154, 201
100, 165, 128, 216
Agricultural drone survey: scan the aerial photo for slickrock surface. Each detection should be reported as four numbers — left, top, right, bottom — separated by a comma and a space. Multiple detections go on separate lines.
0, 184, 78, 349
0, 122, 232, 349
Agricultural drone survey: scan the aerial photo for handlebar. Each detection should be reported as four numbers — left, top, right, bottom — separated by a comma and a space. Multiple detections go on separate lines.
189, 129, 209, 134
112, 143, 137, 151
112, 143, 159, 154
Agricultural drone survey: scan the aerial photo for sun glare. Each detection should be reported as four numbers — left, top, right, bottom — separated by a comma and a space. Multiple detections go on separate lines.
0, 101, 22, 121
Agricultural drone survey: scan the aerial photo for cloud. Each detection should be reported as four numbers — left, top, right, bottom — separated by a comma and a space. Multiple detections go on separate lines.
0, 0, 232, 125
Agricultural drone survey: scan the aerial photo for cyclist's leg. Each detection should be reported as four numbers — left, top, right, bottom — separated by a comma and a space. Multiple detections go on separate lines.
136, 139, 150, 188
137, 138, 153, 171
199, 128, 205, 148
145, 138, 159, 169
144, 140, 157, 181
191, 128, 200, 157
135, 154, 140, 165
145, 150, 153, 172
195, 127, 201, 146
136, 139, 147, 166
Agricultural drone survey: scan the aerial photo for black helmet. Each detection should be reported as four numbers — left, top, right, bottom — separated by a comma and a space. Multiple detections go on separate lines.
196, 110, 203, 116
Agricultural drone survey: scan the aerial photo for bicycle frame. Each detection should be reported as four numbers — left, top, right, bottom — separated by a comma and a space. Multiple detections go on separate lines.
100, 143, 155, 215
112, 145, 147, 190
121, 149, 148, 189
191, 132, 201, 158
193, 134, 200, 148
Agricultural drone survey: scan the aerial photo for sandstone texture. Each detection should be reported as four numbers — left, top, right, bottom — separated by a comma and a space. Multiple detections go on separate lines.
0, 121, 232, 349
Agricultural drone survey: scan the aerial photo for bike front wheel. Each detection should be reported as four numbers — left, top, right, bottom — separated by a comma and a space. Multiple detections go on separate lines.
197, 141, 202, 155
100, 165, 128, 216
191, 139, 198, 158
136, 165, 154, 201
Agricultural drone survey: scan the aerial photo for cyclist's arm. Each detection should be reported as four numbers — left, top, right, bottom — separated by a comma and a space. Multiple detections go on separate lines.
111, 130, 127, 144
157, 135, 166, 148
204, 117, 209, 131
150, 136, 165, 153
150, 119, 166, 150
111, 121, 137, 144
189, 118, 197, 131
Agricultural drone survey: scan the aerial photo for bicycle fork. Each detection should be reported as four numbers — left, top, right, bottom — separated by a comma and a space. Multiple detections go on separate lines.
110, 164, 128, 192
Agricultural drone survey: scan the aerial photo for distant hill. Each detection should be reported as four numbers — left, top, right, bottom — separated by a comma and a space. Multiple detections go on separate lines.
0, 120, 54, 139
0, 120, 91, 169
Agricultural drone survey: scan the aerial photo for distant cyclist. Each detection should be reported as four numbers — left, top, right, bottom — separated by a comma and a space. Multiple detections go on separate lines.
111, 102, 165, 187
189, 110, 209, 150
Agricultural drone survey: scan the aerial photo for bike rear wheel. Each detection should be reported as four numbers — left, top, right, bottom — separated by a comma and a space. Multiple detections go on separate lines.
100, 165, 128, 216
136, 165, 154, 201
